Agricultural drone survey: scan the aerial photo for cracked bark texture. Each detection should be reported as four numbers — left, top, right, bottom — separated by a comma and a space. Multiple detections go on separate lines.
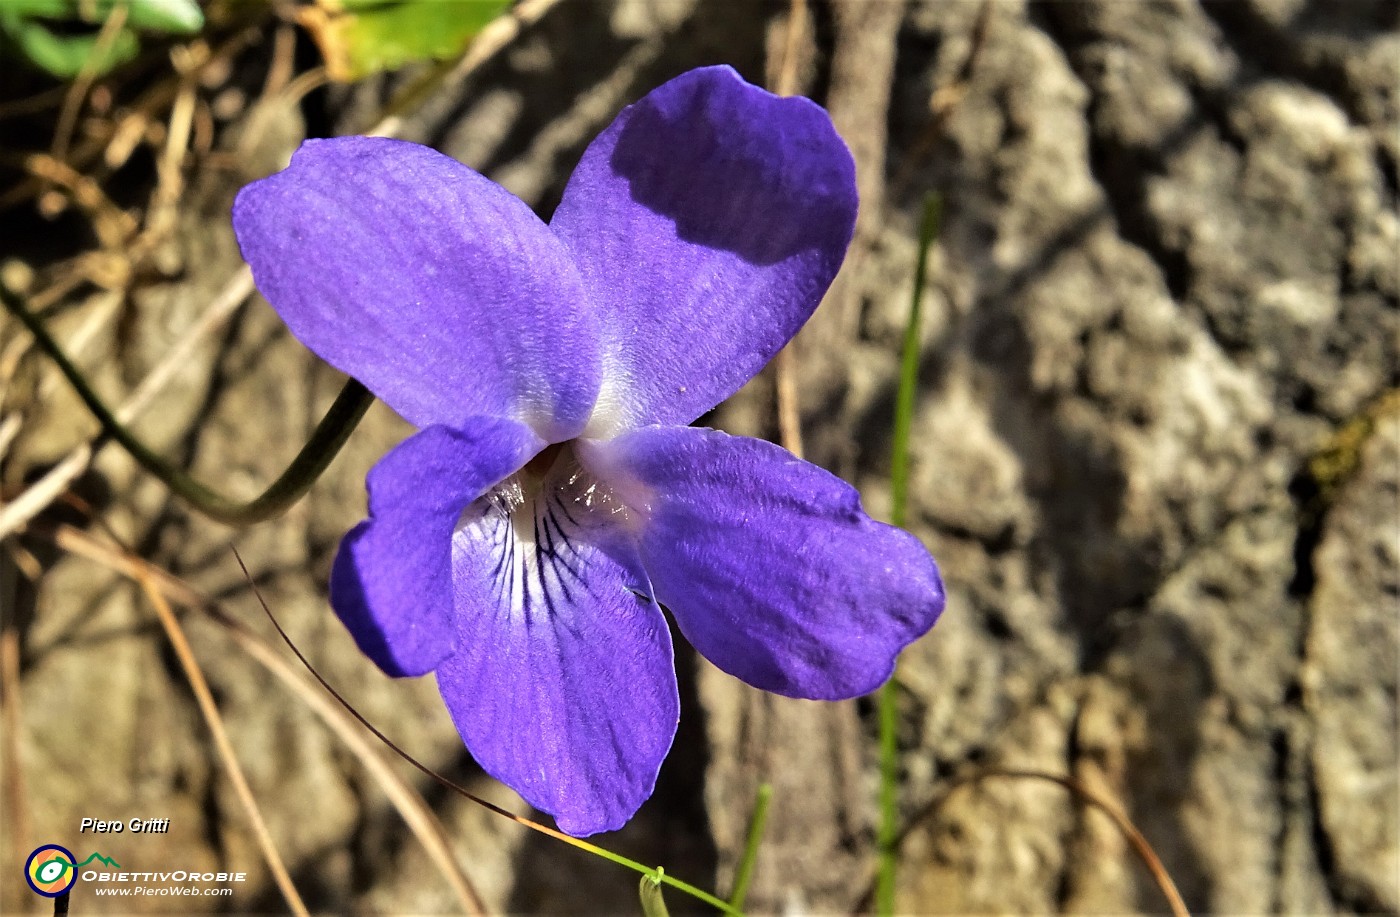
3, 0, 1396, 914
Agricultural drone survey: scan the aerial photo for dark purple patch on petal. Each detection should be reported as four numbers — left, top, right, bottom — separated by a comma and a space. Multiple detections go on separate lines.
551, 66, 857, 432
609, 66, 856, 268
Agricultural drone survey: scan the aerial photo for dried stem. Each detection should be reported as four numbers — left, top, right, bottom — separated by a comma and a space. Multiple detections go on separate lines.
0, 0, 561, 537
0, 551, 30, 860
50, 3, 130, 176
765, 0, 812, 458
230, 548, 742, 916
856, 767, 1191, 917
46, 520, 489, 915
131, 571, 309, 917
773, 346, 804, 459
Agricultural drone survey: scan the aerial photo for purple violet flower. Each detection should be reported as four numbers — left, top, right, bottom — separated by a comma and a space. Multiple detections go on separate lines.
233, 66, 944, 836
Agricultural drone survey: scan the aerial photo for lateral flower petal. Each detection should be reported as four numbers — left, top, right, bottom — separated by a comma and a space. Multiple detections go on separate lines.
551, 66, 858, 435
330, 420, 543, 677
436, 453, 678, 835
586, 426, 944, 699
233, 137, 601, 440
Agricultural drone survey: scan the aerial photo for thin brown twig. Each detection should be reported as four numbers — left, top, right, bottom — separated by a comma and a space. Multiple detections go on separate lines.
0, 27, 262, 212
773, 347, 804, 459
263, 23, 298, 99
50, 3, 130, 176
0, 446, 96, 541
366, 0, 566, 138
131, 569, 311, 917
854, 767, 1191, 917
17, 153, 137, 250
768, 0, 811, 459
4, 253, 103, 318
888, 0, 993, 202
44, 521, 489, 916
191, 96, 216, 158
147, 50, 199, 232
227, 547, 621, 850
0, 414, 21, 460
0, 83, 69, 121
0, 552, 30, 859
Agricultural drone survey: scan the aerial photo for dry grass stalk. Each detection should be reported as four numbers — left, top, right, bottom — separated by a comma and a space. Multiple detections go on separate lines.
856, 767, 1191, 917
767, 0, 812, 460
131, 568, 311, 917
47, 522, 489, 915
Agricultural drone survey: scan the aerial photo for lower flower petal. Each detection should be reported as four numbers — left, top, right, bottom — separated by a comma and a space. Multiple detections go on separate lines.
437, 455, 678, 836
587, 425, 945, 700
331, 420, 543, 677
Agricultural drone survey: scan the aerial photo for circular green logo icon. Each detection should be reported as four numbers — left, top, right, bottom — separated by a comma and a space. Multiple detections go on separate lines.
25, 844, 77, 897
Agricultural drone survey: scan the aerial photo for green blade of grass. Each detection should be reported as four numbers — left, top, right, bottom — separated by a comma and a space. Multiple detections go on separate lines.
876, 191, 943, 916
728, 782, 773, 911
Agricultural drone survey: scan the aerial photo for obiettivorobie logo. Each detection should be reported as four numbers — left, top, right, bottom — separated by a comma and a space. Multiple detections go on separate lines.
24, 845, 120, 898
23, 841, 246, 901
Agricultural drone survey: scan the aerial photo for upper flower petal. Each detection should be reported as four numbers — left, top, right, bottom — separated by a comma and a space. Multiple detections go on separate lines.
550, 66, 858, 435
233, 136, 601, 441
330, 419, 544, 677
585, 425, 944, 699
437, 449, 678, 835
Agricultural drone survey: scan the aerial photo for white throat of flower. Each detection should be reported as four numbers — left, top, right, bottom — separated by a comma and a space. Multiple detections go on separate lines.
456, 442, 637, 624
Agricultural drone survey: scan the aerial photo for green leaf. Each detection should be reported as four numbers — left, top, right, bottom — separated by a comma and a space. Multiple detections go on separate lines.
0, 0, 202, 33
0, 0, 72, 19
0, 0, 202, 79
303, 0, 510, 82
124, 0, 204, 34
3, 16, 139, 78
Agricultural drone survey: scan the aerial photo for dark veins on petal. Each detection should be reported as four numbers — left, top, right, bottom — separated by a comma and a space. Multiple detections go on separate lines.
463, 453, 637, 632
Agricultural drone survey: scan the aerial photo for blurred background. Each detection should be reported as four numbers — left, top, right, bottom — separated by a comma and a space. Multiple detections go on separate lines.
1, 0, 1396, 913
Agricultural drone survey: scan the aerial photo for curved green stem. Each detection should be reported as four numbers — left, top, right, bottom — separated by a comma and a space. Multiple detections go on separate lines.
556, 838, 738, 915
877, 192, 942, 915
2, 285, 373, 526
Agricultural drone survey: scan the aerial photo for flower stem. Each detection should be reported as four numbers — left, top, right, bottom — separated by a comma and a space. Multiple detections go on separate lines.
230, 546, 745, 917
1, 285, 373, 526
558, 838, 737, 915
876, 191, 943, 915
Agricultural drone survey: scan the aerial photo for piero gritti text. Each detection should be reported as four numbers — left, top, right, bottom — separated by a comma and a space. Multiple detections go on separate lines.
80, 817, 170, 834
